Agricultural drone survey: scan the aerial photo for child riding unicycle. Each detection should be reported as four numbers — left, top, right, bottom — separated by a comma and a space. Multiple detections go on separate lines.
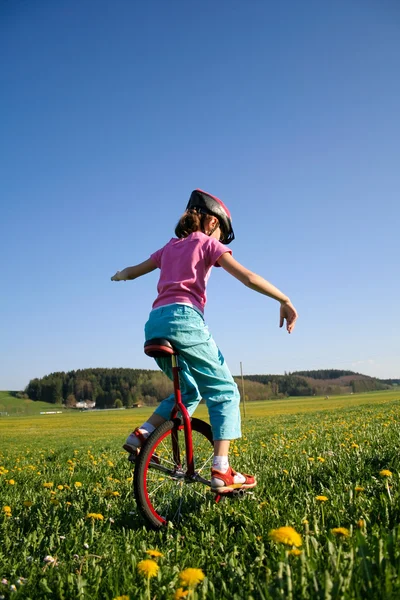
111, 189, 298, 495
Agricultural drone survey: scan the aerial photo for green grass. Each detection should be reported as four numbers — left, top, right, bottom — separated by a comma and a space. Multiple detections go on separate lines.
0, 391, 64, 416
0, 391, 399, 599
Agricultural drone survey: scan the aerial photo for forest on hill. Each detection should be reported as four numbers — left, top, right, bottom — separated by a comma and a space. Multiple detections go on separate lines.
21, 367, 394, 408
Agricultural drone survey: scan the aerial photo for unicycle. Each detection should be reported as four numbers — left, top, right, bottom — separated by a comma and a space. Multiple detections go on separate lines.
133, 337, 244, 528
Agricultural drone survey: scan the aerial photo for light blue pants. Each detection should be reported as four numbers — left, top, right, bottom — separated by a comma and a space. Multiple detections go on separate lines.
144, 304, 241, 440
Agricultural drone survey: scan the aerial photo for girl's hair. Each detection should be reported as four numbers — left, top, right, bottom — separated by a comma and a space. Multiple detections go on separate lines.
175, 209, 206, 239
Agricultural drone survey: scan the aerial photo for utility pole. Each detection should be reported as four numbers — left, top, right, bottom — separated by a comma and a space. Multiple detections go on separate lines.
240, 361, 246, 418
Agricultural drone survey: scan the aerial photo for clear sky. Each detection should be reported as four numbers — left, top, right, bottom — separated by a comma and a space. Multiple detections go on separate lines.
1, 0, 399, 391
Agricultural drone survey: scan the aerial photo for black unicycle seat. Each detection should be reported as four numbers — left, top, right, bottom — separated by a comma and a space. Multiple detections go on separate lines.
144, 338, 177, 358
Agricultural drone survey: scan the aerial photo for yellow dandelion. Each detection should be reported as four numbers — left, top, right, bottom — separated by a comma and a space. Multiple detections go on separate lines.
137, 559, 159, 579
283, 469, 289, 474
23, 501, 33, 507
379, 469, 392, 477
8, 479, 15, 485
351, 443, 359, 449
57, 485, 64, 490
74, 481, 83, 487
174, 589, 189, 599
317, 457, 325, 463
112, 596, 130, 600
357, 519, 366, 528
3, 506, 12, 513
316, 495, 328, 502
43, 482, 53, 488
107, 461, 114, 467
355, 486, 365, 492
269, 526, 302, 547
146, 549, 164, 558
288, 548, 302, 556
331, 527, 350, 538
179, 568, 205, 588
86, 513, 104, 521
105, 489, 120, 497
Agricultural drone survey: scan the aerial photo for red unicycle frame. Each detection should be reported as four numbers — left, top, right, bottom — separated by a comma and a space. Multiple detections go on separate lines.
133, 337, 217, 528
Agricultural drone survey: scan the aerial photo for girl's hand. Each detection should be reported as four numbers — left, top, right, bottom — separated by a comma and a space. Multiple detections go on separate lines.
279, 300, 298, 334
111, 271, 124, 281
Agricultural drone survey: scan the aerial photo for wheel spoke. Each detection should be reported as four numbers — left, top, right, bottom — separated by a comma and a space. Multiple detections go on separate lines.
135, 419, 214, 527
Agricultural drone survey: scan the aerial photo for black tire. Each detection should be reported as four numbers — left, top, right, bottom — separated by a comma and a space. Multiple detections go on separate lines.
134, 418, 214, 528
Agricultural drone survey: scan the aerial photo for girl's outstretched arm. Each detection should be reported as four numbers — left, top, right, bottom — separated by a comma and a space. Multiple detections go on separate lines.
217, 253, 298, 333
111, 258, 158, 281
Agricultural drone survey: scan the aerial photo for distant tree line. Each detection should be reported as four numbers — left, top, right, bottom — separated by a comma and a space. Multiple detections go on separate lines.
292, 369, 358, 380
25, 367, 393, 408
244, 370, 390, 396
25, 368, 174, 409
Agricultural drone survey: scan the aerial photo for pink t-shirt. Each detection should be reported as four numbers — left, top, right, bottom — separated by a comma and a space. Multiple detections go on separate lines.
150, 232, 232, 313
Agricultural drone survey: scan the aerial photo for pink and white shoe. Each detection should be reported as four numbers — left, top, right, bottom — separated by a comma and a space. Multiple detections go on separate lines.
123, 428, 146, 455
210, 466, 257, 493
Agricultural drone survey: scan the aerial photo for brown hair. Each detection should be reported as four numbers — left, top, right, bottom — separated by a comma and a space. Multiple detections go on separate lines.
175, 209, 206, 239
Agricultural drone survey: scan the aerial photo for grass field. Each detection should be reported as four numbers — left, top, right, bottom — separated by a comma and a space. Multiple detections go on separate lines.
0, 392, 63, 416
1, 390, 399, 599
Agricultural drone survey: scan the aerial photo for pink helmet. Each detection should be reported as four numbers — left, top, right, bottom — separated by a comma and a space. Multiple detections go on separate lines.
186, 189, 235, 244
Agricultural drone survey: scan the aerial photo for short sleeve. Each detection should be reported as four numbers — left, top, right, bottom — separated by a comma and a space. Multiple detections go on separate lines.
207, 238, 232, 268
150, 246, 164, 268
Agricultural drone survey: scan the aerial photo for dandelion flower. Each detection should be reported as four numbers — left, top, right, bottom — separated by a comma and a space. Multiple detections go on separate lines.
86, 513, 104, 521
146, 549, 164, 558
317, 457, 325, 463
74, 481, 83, 487
137, 559, 159, 579
288, 548, 302, 556
112, 596, 130, 600
174, 589, 189, 599
105, 489, 120, 497
8, 479, 15, 485
3, 506, 11, 513
179, 568, 205, 588
57, 485, 64, 490
355, 486, 365, 492
316, 495, 328, 502
331, 527, 350, 538
379, 469, 392, 477
357, 519, 366, 528
43, 482, 53, 488
269, 526, 302, 547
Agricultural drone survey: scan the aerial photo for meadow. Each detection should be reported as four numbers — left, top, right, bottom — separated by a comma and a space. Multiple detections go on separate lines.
1, 390, 399, 599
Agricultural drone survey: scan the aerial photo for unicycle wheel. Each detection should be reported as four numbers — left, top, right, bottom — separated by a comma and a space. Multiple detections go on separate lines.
134, 418, 214, 528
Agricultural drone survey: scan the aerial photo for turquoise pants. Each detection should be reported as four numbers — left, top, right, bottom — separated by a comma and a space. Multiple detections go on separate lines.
144, 304, 241, 440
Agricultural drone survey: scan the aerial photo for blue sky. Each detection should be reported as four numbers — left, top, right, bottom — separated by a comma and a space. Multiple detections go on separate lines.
1, 0, 399, 390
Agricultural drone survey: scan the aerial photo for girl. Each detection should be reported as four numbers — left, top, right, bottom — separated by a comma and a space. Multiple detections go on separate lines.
111, 189, 298, 493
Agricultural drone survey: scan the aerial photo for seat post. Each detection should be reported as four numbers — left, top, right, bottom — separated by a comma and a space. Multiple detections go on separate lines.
170, 354, 194, 475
